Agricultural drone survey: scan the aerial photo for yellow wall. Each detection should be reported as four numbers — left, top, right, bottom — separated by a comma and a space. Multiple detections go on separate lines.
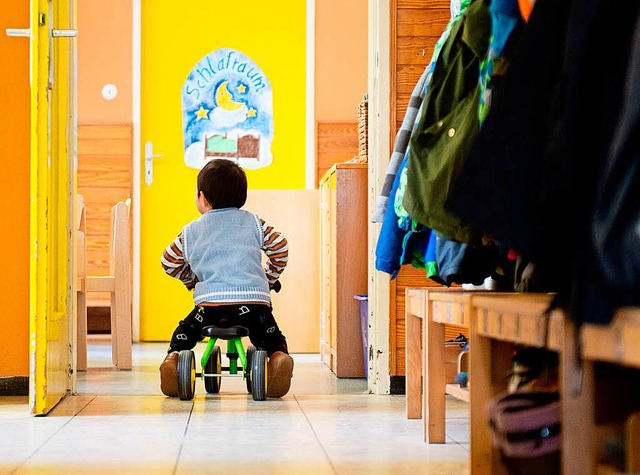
0, 0, 30, 376
316, 0, 368, 122
142, 1, 307, 192
77, 0, 133, 124
139, 1, 308, 341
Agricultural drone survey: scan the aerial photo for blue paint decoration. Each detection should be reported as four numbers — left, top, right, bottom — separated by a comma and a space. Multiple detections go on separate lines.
182, 49, 273, 170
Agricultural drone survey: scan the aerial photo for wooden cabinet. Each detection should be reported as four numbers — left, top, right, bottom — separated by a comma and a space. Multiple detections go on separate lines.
319, 163, 368, 377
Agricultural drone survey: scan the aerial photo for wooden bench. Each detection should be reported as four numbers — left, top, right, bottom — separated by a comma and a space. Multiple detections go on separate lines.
424, 291, 477, 443
468, 293, 561, 474
406, 287, 461, 420
465, 293, 640, 474
563, 308, 640, 474
76, 200, 132, 370
406, 289, 640, 473
405, 287, 476, 442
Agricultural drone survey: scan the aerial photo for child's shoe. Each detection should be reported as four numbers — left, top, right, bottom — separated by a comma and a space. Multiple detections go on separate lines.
159, 351, 179, 397
267, 351, 294, 398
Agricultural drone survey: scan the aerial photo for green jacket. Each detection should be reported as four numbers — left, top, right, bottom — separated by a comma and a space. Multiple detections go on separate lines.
403, 0, 491, 245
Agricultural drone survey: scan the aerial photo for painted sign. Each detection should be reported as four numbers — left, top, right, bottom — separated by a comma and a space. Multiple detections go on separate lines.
182, 49, 273, 170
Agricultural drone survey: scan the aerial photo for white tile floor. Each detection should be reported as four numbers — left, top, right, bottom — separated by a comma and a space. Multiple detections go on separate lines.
0, 340, 470, 475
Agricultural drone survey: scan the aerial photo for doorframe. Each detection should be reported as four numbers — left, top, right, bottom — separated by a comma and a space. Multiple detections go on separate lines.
367, 0, 391, 395
130, 1, 317, 340
132, 0, 141, 342
305, 0, 316, 190
68, 0, 79, 393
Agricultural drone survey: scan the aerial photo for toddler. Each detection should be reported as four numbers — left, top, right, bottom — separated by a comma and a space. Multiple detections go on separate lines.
159, 158, 293, 398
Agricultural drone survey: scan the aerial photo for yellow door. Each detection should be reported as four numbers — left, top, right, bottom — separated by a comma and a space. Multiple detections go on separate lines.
140, 1, 307, 340
28, 0, 76, 415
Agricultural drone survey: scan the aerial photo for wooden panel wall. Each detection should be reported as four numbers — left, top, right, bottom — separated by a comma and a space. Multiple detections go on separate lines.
316, 122, 359, 184
245, 190, 320, 353
389, 0, 451, 376
77, 124, 133, 304
394, 1, 450, 130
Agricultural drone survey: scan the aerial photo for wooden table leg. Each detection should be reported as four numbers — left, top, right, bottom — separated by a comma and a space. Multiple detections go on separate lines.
424, 300, 446, 443
406, 289, 423, 419
561, 319, 595, 475
470, 314, 494, 475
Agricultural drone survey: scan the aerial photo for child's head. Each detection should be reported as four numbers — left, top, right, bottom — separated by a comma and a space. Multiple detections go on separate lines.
196, 159, 247, 211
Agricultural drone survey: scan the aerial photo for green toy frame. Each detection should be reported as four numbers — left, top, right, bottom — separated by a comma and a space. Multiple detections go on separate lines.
200, 336, 247, 376
177, 331, 268, 401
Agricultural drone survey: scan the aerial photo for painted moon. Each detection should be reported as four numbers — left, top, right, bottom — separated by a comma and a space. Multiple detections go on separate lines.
215, 81, 244, 111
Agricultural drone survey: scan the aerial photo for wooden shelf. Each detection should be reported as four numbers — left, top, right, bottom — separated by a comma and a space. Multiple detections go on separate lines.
445, 384, 470, 403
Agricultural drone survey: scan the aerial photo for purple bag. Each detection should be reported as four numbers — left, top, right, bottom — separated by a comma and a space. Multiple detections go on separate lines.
487, 391, 560, 458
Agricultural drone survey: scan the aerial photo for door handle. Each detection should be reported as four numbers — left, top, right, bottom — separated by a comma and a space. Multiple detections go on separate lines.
6, 28, 31, 38
46, 0, 78, 90
52, 29, 77, 37
144, 141, 165, 186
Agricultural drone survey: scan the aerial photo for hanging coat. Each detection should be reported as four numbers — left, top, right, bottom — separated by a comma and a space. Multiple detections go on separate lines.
446, 0, 640, 324
403, 0, 491, 245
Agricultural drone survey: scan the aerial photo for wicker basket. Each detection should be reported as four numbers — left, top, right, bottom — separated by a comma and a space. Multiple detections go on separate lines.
357, 93, 368, 162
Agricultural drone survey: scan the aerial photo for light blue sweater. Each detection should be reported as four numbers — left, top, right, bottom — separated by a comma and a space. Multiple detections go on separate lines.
182, 208, 271, 305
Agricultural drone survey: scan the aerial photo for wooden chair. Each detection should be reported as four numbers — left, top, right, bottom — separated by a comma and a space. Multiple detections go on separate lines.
75, 194, 88, 371
76, 199, 132, 370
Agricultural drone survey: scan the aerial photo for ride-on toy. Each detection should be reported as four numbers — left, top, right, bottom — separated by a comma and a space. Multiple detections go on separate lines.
176, 281, 281, 401
176, 325, 268, 401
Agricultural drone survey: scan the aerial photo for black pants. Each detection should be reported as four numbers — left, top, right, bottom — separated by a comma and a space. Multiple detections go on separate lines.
169, 304, 288, 357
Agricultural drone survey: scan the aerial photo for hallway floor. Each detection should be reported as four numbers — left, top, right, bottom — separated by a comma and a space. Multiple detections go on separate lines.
1, 340, 470, 474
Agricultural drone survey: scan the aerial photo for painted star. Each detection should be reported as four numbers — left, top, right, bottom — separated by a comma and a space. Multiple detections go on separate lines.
236, 84, 247, 93
195, 105, 210, 121
247, 107, 257, 118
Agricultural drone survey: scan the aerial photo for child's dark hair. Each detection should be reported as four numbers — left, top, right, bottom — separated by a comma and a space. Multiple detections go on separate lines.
197, 159, 247, 209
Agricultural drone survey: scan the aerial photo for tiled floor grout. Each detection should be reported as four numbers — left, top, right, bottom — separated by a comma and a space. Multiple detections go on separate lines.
1, 342, 470, 474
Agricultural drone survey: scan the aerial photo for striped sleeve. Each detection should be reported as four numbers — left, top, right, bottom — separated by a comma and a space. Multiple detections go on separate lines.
161, 232, 198, 289
259, 218, 288, 285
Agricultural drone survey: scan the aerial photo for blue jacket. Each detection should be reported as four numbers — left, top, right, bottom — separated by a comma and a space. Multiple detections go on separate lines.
375, 157, 409, 279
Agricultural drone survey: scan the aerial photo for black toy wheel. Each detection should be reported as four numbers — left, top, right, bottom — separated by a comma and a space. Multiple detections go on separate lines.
177, 350, 196, 400
204, 346, 222, 394
245, 345, 256, 393
251, 350, 268, 401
